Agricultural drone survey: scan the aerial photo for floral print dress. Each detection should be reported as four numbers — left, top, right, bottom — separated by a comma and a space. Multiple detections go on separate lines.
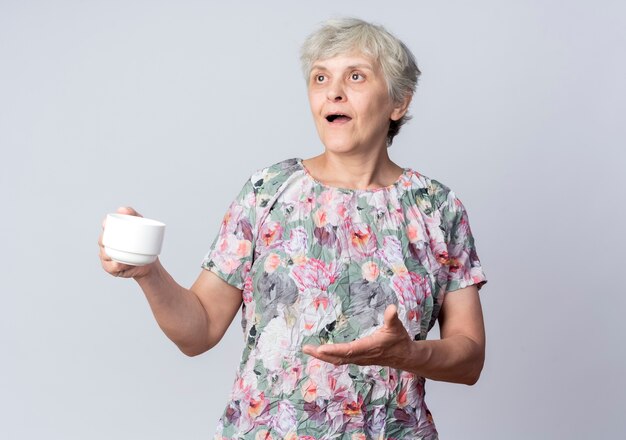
202, 158, 487, 440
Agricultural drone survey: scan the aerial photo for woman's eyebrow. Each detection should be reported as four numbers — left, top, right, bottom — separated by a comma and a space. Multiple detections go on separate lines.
311, 63, 374, 72
310, 65, 328, 72
346, 63, 374, 71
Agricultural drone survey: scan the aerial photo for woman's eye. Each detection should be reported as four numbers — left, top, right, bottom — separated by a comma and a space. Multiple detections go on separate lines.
316, 74, 325, 83
351, 73, 363, 81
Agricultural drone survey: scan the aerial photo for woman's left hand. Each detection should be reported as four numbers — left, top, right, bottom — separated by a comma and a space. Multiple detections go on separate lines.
302, 304, 413, 367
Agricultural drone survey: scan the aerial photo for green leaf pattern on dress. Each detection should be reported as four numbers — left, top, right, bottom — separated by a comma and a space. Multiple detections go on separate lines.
203, 158, 487, 440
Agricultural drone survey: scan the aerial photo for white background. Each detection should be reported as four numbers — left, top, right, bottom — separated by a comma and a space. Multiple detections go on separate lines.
1, 1, 625, 438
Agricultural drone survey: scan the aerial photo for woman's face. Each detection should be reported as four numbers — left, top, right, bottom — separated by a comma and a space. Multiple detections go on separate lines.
307, 53, 409, 155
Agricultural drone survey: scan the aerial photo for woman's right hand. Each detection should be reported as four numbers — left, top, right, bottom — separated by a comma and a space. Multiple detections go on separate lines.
98, 206, 158, 280
97, 206, 243, 356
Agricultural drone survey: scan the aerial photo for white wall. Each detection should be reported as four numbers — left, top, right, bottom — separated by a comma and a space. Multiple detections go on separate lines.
1, 1, 624, 438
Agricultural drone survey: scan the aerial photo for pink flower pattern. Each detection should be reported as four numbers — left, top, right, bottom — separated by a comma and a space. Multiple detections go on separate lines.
203, 158, 487, 439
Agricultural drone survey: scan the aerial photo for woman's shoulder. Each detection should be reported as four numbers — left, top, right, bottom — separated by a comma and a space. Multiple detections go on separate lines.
243, 158, 304, 204
248, 157, 301, 187
404, 168, 459, 212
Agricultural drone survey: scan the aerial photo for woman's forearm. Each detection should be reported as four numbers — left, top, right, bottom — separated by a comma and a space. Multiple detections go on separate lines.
133, 260, 210, 355
396, 335, 485, 385
303, 304, 485, 385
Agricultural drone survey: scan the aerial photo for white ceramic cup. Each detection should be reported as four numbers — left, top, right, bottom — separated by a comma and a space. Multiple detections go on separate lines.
102, 213, 166, 266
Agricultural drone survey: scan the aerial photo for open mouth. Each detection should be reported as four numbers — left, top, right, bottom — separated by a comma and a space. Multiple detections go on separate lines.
325, 113, 352, 123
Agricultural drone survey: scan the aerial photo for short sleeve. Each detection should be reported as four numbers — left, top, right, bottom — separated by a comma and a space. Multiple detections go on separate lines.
201, 178, 257, 290
440, 191, 488, 293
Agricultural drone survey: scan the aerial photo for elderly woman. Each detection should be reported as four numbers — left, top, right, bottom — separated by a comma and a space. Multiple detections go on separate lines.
99, 18, 487, 440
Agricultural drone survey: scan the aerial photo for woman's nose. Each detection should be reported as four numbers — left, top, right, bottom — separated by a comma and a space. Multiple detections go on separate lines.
326, 80, 345, 102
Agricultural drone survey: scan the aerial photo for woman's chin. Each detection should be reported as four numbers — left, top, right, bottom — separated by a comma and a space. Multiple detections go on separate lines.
321, 141, 381, 156
319, 132, 386, 155
319, 136, 361, 154
322, 144, 356, 154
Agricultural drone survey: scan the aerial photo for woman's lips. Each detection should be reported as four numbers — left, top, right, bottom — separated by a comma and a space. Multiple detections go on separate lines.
326, 115, 352, 125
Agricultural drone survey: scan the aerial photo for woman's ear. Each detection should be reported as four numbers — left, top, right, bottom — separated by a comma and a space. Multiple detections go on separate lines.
390, 94, 413, 121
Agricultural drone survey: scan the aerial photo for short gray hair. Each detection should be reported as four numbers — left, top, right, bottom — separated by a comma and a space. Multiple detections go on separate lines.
300, 18, 421, 145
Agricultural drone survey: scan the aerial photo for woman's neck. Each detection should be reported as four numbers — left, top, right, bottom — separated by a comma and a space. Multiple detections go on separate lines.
302, 150, 404, 191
